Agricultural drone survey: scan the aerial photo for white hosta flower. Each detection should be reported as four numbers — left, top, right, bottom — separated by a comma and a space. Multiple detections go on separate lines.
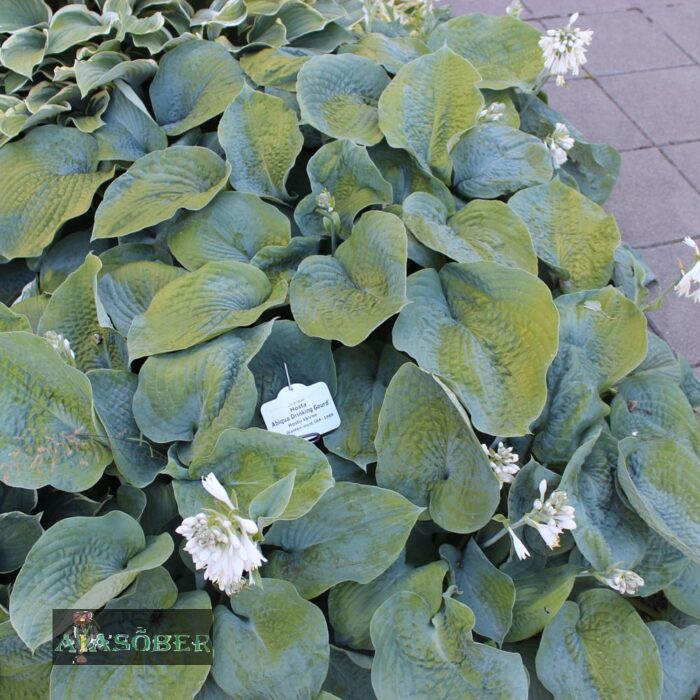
524, 479, 576, 550
478, 102, 507, 123
482, 442, 520, 488
506, 0, 523, 19
545, 123, 575, 168
315, 188, 335, 212
508, 527, 530, 560
603, 569, 645, 595
43, 330, 76, 363
539, 13, 593, 86
675, 236, 700, 303
176, 473, 265, 596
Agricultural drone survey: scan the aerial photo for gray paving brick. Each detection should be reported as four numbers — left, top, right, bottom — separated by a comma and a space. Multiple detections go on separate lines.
526, 0, 647, 19
445, 0, 532, 17
544, 77, 651, 150
644, 1, 700, 63
644, 240, 700, 365
541, 9, 693, 77
663, 141, 700, 192
600, 66, 700, 145
605, 148, 700, 247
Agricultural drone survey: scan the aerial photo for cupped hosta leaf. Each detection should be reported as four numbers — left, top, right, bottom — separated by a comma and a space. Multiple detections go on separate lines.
618, 437, 700, 564
532, 287, 647, 464
0, 125, 113, 259
212, 579, 329, 700
427, 13, 543, 90
149, 39, 244, 135
264, 482, 423, 598
0, 0, 50, 33
0, 511, 42, 573
290, 211, 408, 346
297, 53, 389, 146
634, 529, 688, 596
249, 319, 336, 420
0, 302, 30, 332
133, 324, 272, 461
377, 46, 484, 183
95, 81, 167, 161
0, 28, 46, 79
610, 373, 700, 452
105, 566, 178, 611
218, 84, 303, 200
127, 261, 287, 360
509, 180, 621, 291
393, 262, 558, 436
173, 427, 333, 523
329, 556, 447, 651
251, 235, 321, 286
45, 5, 111, 55
536, 589, 663, 699
37, 254, 127, 373
168, 191, 291, 270
371, 592, 529, 699
0, 620, 52, 699
324, 343, 407, 468
92, 146, 230, 240
402, 192, 537, 272
376, 364, 500, 532
73, 52, 157, 98
294, 139, 393, 237
648, 621, 700, 700
560, 431, 647, 571
50, 591, 210, 699
240, 47, 311, 90
441, 540, 515, 645
664, 561, 700, 619
0, 332, 111, 490
338, 33, 430, 74
88, 369, 166, 488
323, 646, 375, 700
0, 483, 36, 515
97, 259, 185, 337
451, 124, 553, 200
506, 565, 578, 643
10, 511, 173, 650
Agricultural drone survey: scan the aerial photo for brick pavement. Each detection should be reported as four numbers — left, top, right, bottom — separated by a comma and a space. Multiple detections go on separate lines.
448, 0, 700, 369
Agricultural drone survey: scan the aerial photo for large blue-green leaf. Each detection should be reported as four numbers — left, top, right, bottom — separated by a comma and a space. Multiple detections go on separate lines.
0, 511, 42, 573
509, 180, 621, 291
536, 590, 663, 699
647, 621, 700, 700
240, 46, 311, 90
0, 331, 111, 491
93, 146, 230, 240
297, 53, 389, 146
371, 592, 529, 699
10, 512, 172, 650
0, 126, 113, 259
664, 562, 700, 619
451, 124, 553, 199
212, 579, 328, 700
376, 364, 500, 532
393, 262, 558, 436
149, 39, 245, 135
218, 84, 303, 201
127, 261, 287, 360
264, 482, 423, 598
0, 0, 50, 33
338, 33, 430, 74
0, 620, 52, 699
377, 46, 483, 183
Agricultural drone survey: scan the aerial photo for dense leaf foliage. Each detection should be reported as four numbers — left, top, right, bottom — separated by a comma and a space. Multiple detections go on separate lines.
0, 1, 698, 699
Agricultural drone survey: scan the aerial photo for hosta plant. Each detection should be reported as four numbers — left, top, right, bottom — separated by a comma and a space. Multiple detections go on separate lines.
0, 1, 699, 699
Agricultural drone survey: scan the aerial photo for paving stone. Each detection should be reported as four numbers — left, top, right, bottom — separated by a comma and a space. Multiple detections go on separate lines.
605, 148, 700, 248
643, 241, 700, 366
600, 66, 700, 145
445, 0, 532, 17
644, 0, 700, 63
525, 0, 650, 19
544, 77, 650, 150
663, 141, 700, 191
541, 9, 693, 77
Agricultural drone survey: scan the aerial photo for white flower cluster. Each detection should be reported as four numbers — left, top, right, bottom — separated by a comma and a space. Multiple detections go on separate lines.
675, 236, 700, 303
508, 479, 577, 560
482, 441, 520, 488
478, 102, 507, 123
43, 330, 76, 363
545, 123, 575, 168
176, 473, 266, 596
602, 568, 645, 595
315, 188, 335, 213
539, 13, 593, 87
506, 0, 523, 19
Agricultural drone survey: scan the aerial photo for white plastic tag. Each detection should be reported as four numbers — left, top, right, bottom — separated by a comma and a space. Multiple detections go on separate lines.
260, 382, 340, 437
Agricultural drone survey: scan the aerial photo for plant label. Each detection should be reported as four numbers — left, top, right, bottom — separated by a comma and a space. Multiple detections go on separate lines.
261, 382, 340, 438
